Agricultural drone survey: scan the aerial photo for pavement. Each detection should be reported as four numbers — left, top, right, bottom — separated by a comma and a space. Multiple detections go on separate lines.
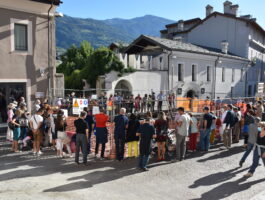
0, 131, 265, 200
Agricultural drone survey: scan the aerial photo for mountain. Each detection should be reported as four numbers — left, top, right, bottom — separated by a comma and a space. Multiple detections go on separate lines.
56, 15, 174, 50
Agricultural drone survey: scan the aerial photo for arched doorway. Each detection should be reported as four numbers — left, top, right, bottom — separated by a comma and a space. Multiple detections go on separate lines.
186, 90, 196, 98
114, 80, 132, 98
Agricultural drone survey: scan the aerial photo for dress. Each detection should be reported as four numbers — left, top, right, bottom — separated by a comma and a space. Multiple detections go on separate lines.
154, 119, 168, 142
139, 123, 155, 155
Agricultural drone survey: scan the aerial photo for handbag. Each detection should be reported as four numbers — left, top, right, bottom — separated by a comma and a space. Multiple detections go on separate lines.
8, 121, 15, 130
57, 131, 67, 140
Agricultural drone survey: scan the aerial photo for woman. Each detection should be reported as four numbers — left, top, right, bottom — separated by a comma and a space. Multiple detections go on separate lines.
154, 112, 168, 161
188, 113, 199, 151
94, 108, 109, 159
126, 113, 140, 158
11, 109, 22, 152
18, 112, 29, 140
6, 103, 15, 141
55, 110, 72, 158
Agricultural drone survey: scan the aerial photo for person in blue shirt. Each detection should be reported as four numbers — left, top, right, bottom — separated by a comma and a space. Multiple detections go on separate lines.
114, 108, 129, 161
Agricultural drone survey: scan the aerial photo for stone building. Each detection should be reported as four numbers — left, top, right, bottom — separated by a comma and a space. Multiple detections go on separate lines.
0, 0, 62, 112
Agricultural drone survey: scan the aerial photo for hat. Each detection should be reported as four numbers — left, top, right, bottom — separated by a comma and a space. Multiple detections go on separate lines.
20, 102, 26, 107
7, 103, 15, 109
13, 101, 18, 106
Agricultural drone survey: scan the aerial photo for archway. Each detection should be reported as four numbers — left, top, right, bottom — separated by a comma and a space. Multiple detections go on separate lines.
114, 80, 132, 98
186, 90, 196, 98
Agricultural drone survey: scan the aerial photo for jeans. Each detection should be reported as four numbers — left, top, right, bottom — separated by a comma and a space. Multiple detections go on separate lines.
115, 137, 125, 160
95, 142, 106, 158
248, 146, 265, 174
200, 129, 211, 151
20, 127, 28, 140
223, 129, 232, 148
240, 143, 254, 163
176, 134, 186, 161
138, 154, 149, 169
75, 134, 88, 163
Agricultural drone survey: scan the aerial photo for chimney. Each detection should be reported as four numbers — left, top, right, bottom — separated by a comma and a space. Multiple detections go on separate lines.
206, 5, 213, 17
221, 41, 229, 54
230, 4, 239, 16
178, 20, 184, 31
223, 1, 232, 15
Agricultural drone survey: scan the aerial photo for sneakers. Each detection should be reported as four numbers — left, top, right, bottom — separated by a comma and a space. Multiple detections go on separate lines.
33, 151, 37, 155
244, 172, 253, 177
37, 151, 43, 156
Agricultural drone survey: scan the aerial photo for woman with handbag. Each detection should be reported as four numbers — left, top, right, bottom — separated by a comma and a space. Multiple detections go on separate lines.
55, 110, 72, 158
154, 112, 168, 161
6, 103, 15, 142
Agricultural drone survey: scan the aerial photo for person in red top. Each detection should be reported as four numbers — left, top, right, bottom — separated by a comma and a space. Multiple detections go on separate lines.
94, 107, 109, 159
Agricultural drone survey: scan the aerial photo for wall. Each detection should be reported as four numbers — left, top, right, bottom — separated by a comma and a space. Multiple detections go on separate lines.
187, 15, 250, 58
0, 4, 57, 110
168, 51, 247, 99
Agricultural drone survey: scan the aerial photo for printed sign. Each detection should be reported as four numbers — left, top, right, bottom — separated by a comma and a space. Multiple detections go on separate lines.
72, 98, 89, 115
92, 106, 100, 115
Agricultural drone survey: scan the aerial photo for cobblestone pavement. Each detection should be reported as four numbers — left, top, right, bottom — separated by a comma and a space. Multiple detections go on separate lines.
0, 132, 265, 200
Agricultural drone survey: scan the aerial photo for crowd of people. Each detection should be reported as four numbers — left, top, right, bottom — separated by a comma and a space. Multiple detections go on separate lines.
3, 95, 265, 175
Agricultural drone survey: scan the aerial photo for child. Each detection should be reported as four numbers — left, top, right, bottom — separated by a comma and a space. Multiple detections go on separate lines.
137, 117, 156, 171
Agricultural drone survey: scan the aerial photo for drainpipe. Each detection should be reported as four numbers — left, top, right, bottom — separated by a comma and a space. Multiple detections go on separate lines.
48, 1, 55, 104
167, 51, 173, 93
213, 56, 220, 100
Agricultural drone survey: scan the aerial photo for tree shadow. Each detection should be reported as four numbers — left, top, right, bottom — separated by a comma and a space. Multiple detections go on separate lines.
197, 146, 244, 163
189, 167, 248, 188
191, 177, 265, 200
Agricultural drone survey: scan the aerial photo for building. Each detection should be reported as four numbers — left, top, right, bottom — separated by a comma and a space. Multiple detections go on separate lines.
160, 0, 265, 97
106, 35, 249, 99
0, 0, 62, 113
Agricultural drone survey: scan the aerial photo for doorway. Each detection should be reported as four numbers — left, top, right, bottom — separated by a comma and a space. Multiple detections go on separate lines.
114, 80, 132, 98
186, 90, 196, 98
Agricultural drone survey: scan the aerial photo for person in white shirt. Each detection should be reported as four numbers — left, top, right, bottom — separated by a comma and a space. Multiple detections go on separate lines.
30, 108, 44, 156
220, 105, 228, 141
175, 107, 191, 161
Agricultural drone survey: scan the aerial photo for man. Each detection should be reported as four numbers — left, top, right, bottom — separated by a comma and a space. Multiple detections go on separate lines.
175, 107, 191, 161
223, 104, 236, 149
157, 91, 164, 111
114, 108, 129, 161
232, 107, 241, 143
137, 116, 156, 171
200, 107, 213, 152
84, 108, 94, 154
30, 108, 45, 156
256, 101, 264, 119
151, 92, 156, 112
74, 111, 89, 165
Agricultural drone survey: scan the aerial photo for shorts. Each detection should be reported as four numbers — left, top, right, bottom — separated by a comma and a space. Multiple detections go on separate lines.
52, 131, 57, 140
33, 130, 43, 142
13, 128, 21, 141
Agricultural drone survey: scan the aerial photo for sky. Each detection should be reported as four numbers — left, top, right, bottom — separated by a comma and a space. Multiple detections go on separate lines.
58, 0, 265, 28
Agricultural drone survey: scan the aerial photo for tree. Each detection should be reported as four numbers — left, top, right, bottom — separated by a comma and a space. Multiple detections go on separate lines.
57, 41, 135, 89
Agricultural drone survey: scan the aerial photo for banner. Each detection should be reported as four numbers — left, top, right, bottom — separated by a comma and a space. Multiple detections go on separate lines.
72, 98, 88, 115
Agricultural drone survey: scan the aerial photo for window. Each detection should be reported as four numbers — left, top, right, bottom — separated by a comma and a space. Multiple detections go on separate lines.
14, 24, 28, 51
240, 69, 244, 82
248, 85, 252, 97
178, 63, 184, 82
207, 66, 211, 82
232, 69, 235, 82
222, 67, 225, 82
11, 18, 32, 55
192, 64, 197, 82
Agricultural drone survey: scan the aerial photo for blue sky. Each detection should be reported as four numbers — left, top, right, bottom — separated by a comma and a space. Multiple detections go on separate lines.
58, 0, 265, 28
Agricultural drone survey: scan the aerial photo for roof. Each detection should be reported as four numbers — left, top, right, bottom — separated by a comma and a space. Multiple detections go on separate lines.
124, 35, 249, 62
165, 18, 201, 28
31, 0, 62, 6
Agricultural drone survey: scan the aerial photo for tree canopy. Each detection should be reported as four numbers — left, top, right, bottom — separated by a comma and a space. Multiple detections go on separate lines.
57, 41, 135, 89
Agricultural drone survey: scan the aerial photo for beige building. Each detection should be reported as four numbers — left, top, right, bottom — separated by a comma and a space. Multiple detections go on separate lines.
0, 0, 62, 113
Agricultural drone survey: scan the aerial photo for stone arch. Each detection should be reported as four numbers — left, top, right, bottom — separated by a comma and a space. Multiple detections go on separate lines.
114, 79, 133, 97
